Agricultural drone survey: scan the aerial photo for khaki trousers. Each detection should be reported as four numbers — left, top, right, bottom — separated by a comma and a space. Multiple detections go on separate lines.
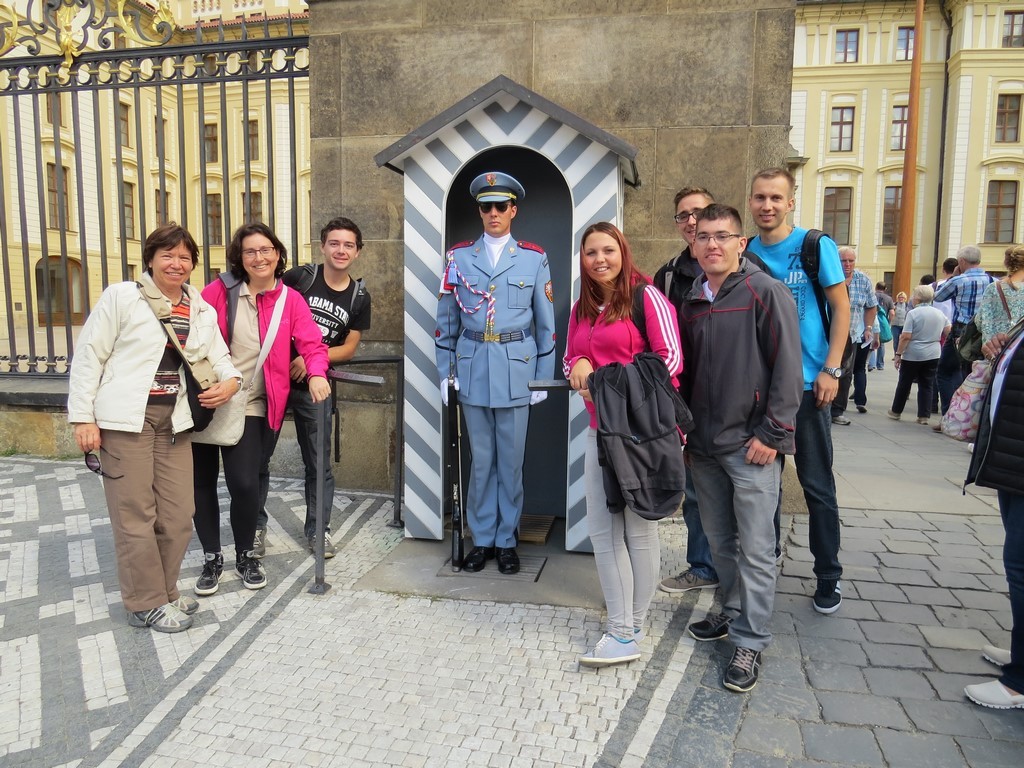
100, 403, 194, 612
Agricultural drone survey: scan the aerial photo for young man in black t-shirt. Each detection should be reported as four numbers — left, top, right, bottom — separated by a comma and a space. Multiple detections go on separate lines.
255, 217, 371, 558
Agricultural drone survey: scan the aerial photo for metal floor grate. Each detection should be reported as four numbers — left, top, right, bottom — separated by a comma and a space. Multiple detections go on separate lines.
436, 555, 547, 582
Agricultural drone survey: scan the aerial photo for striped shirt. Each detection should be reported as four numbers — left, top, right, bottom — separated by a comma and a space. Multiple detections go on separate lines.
933, 267, 994, 325
149, 294, 191, 402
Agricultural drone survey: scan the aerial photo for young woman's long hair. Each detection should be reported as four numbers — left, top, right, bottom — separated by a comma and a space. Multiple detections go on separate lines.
574, 221, 650, 323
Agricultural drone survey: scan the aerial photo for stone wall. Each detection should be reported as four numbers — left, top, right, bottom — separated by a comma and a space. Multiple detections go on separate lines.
309, 0, 796, 489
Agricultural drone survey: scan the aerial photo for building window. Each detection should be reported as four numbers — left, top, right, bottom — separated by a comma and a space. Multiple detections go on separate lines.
823, 187, 852, 245
890, 105, 909, 151
996, 95, 1021, 143
896, 26, 914, 61
46, 163, 71, 228
986, 181, 1018, 242
835, 29, 859, 63
206, 193, 223, 245
155, 188, 171, 225
830, 107, 855, 152
123, 182, 136, 240
1004, 12, 1024, 47
247, 119, 260, 161
45, 92, 66, 127
243, 191, 263, 223
118, 102, 133, 148
204, 123, 218, 163
882, 187, 902, 245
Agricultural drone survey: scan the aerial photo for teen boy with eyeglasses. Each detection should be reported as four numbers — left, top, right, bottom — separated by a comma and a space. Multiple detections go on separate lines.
434, 172, 556, 575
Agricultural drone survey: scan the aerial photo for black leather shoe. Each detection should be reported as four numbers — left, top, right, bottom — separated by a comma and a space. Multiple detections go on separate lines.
462, 546, 494, 572
496, 547, 520, 575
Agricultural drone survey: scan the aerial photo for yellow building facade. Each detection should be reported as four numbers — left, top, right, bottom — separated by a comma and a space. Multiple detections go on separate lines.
793, 0, 1024, 286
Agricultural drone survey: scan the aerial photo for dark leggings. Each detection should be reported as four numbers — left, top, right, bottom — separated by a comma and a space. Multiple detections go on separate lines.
193, 415, 277, 560
891, 357, 939, 419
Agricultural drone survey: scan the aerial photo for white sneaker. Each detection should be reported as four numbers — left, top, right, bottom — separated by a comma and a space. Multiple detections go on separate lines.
982, 644, 1011, 667
964, 680, 1024, 709
579, 634, 641, 667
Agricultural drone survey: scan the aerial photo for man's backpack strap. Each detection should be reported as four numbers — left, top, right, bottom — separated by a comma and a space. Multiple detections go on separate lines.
800, 228, 831, 338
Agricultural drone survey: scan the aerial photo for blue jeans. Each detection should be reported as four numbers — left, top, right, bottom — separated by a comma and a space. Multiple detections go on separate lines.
998, 490, 1024, 693
256, 387, 335, 539
794, 391, 843, 580
689, 448, 781, 651
872, 343, 886, 370
682, 463, 717, 580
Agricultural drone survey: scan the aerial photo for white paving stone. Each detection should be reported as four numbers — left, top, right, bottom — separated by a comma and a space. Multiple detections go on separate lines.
79, 631, 128, 710
0, 635, 41, 752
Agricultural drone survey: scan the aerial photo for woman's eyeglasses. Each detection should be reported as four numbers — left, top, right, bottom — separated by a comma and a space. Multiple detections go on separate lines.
479, 201, 512, 213
241, 246, 277, 259
84, 451, 124, 480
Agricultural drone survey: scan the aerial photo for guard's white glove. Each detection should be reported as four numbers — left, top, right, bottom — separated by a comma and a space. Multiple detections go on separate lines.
530, 391, 548, 406
440, 377, 460, 407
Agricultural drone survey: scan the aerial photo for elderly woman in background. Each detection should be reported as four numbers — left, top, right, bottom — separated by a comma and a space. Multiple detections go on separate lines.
891, 291, 910, 342
887, 285, 951, 426
977, 244, 1024, 344
68, 224, 241, 633
192, 223, 329, 595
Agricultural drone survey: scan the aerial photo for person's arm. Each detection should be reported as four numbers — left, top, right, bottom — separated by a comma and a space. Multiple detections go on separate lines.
641, 284, 683, 377
815, 281, 851, 407
749, 282, 802, 464
933, 276, 958, 303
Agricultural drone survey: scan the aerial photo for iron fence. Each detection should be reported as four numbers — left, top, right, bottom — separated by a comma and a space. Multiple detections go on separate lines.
0, 6, 309, 375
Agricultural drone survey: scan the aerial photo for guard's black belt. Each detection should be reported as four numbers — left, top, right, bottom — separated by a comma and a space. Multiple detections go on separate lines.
463, 328, 531, 343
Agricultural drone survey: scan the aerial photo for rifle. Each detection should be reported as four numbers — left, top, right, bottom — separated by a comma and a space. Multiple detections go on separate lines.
444, 372, 465, 570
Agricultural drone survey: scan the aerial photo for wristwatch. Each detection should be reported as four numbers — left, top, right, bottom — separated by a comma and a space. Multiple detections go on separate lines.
821, 366, 842, 379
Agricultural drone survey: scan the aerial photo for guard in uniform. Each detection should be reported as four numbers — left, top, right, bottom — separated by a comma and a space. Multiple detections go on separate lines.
435, 172, 556, 574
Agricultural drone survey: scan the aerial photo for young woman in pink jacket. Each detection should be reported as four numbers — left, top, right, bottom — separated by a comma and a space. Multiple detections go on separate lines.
192, 223, 330, 594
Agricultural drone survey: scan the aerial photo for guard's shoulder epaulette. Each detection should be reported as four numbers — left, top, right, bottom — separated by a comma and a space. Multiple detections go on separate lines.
447, 240, 475, 254
517, 241, 545, 254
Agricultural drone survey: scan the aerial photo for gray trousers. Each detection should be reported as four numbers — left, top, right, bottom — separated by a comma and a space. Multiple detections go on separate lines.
689, 447, 781, 652
585, 429, 660, 641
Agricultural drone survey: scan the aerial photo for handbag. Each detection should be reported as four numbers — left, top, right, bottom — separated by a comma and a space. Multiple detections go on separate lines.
940, 359, 993, 442
137, 282, 218, 431
192, 286, 287, 447
877, 308, 893, 343
958, 280, 1010, 364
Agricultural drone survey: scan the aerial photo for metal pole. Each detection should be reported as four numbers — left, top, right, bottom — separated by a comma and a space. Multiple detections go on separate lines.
308, 397, 330, 595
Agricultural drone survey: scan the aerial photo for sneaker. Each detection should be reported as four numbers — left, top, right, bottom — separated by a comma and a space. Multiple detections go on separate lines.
724, 647, 762, 692
170, 595, 199, 616
982, 644, 1011, 667
887, 409, 901, 420
856, 405, 868, 414
307, 532, 336, 559
916, 417, 930, 425
579, 634, 641, 667
253, 527, 267, 559
932, 423, 943, 432
687, 612, 732, 641
128, 603, 192, 633
813, 579, 842, 614
236, 552, 267, 590
659, 569, 719, 593
194, 552, 223, 596
831, 415, 851, 426
964, 680, 1024, 709
634, 626, 645, 642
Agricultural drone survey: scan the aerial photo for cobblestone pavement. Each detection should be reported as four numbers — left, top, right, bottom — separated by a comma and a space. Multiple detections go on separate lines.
1, 369, 1022, 767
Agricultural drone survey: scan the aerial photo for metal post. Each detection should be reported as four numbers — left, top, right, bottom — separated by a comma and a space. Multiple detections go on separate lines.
308, 397, 330, 595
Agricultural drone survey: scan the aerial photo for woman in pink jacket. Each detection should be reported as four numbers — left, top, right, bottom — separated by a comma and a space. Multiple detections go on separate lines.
564, 222, 683, 667
193, 223, 329, 594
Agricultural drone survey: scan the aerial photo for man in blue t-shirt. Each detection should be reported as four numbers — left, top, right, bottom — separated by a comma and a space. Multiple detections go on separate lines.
746, 168, 851, 615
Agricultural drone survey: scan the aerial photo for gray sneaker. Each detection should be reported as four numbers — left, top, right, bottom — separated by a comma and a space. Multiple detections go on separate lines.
128, 603, 192, 633
170, 595, 199, 616
253, 527, 267, 559
579, 634, 641, 667
307, 532, 336, 559
659, 569, 719, 593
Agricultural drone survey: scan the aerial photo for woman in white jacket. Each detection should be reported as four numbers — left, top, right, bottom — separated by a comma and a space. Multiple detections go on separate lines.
68, 224, 241, 633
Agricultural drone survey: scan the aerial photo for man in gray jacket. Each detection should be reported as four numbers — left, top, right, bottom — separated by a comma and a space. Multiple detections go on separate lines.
677, 204, 803, 693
